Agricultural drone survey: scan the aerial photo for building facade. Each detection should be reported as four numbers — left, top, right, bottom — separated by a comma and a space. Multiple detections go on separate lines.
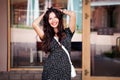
0, 0, 120, 80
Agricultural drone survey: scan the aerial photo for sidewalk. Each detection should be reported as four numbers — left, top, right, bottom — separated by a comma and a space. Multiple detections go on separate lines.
0, 70, 82, 80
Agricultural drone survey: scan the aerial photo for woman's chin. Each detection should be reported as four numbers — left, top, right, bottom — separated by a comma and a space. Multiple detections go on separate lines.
51, 25, 58, 28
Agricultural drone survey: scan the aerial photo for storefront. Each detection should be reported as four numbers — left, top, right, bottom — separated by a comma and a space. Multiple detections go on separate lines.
0, 0, 120, 80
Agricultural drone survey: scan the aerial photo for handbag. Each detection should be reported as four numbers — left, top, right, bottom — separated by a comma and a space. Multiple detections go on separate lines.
54, 37, 77, 78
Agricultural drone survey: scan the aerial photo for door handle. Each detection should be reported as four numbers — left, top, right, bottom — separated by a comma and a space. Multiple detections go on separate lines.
84, 69, 89, 76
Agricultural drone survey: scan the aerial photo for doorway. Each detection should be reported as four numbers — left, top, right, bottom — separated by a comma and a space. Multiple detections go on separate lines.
82, 0, 120, 80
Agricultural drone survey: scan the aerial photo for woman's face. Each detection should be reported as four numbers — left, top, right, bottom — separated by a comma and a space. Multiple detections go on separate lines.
48, 12, 59, 29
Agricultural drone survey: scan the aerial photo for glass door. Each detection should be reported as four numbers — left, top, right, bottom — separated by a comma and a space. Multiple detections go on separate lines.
83, 0, 120, 80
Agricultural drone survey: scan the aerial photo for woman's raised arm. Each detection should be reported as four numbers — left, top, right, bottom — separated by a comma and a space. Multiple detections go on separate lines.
32, 13, 45, 39
62, 9, 76, 33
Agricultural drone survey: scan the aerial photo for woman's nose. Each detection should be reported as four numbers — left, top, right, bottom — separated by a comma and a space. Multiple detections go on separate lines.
52, 18, 56, 22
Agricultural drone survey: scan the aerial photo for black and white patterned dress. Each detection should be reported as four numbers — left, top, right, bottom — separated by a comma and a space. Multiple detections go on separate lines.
42, 28, 74, 80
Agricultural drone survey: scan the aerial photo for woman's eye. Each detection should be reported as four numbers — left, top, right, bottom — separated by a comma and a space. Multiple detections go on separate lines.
49, 18, 52, 20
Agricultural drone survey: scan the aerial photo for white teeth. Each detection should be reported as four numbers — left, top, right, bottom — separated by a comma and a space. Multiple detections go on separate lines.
52, 22, 57, 26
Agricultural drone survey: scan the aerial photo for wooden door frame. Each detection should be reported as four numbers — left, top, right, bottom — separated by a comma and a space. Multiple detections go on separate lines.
82, 0, 91, 80
8, 0, 120, 79
82, 0, 120, 80
7, 0, 82, 71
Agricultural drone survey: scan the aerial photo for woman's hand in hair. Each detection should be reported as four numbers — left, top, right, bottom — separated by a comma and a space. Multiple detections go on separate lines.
62, 9, 76, 33
32, 12, 45, 39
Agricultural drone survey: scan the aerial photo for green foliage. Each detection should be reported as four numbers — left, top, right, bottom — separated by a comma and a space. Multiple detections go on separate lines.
103, 51, 114, 58
103, 47, 120, 58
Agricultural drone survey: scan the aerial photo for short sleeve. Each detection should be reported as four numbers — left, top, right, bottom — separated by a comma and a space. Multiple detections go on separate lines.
65, 28, 75, 38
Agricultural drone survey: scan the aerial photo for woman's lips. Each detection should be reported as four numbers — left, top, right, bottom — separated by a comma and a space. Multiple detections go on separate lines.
52, 22, 57, 26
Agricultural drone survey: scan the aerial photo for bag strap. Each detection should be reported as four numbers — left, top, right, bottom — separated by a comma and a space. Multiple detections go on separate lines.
54, 37, 72, 65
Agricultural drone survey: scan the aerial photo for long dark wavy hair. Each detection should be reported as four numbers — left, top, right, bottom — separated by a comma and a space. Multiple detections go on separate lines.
41, 7, 66, 53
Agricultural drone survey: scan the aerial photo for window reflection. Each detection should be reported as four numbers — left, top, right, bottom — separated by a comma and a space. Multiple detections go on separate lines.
10, 0, 82, 68
91, 0, 120, 77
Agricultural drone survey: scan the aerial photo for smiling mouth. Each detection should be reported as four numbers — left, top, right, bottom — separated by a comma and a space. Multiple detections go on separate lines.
52, 22, 58, 26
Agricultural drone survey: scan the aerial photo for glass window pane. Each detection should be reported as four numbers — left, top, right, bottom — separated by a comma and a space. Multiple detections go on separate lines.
10, 0, 82, 68
91, 0, 120, 77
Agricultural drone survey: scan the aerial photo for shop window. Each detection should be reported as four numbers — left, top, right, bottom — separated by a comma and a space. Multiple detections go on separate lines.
9, 0, 82, 69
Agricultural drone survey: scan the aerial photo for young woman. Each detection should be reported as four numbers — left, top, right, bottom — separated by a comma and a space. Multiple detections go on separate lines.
32, 7, 76, 80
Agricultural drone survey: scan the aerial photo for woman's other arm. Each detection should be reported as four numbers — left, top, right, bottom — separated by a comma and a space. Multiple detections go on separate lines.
32, 13, 45, 39
63, 9, 76, 33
